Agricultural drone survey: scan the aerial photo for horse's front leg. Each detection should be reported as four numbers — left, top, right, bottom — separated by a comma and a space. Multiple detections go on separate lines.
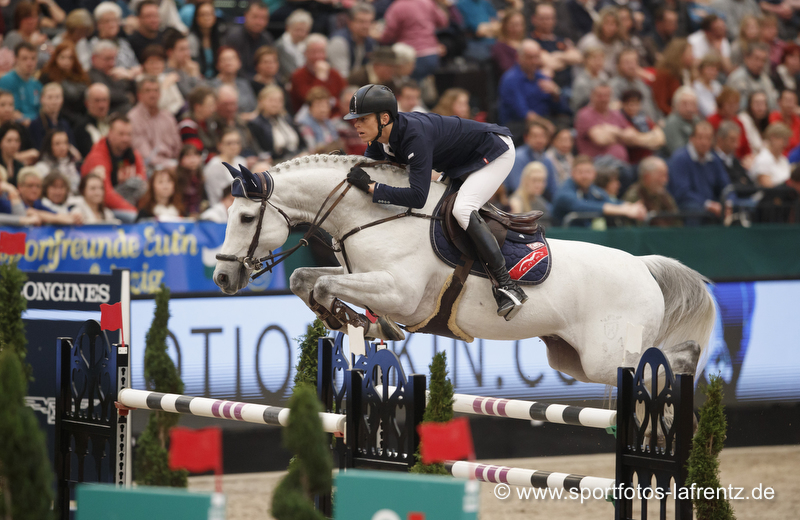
312, 271, 422, 341
289, 267, 348, 331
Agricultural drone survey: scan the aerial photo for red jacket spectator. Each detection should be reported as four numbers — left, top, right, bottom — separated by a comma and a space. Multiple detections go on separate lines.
289, 34, 346, 113
81, 136, 146, 212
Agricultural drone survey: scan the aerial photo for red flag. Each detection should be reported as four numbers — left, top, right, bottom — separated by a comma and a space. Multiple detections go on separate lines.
418, 417, 474, 465
0, 231, 26, 255
100, 302, 123, 331
169, 427, 223, 491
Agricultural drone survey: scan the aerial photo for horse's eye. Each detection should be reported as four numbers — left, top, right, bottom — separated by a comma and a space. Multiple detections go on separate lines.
240, 215, 256, 224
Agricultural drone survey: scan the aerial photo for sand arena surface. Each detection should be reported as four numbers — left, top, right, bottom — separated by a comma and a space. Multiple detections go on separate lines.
188, 445, 799, 519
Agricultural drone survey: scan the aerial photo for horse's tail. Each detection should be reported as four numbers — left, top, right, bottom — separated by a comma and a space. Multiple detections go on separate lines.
640, 255, 716, 376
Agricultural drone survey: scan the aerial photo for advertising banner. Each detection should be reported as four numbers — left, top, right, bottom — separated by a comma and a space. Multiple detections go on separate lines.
0, 222, 286, 295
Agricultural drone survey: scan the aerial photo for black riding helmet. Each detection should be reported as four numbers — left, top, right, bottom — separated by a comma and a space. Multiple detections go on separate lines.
344, 84, 398, 141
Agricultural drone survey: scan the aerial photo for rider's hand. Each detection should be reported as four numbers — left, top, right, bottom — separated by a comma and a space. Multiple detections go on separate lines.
347, 166, 372, 193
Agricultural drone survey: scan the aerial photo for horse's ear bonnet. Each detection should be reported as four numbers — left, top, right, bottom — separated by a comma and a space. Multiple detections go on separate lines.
224, 162, 274, 201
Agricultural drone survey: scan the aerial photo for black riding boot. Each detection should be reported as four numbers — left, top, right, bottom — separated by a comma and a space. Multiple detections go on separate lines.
466, 211, 528, 321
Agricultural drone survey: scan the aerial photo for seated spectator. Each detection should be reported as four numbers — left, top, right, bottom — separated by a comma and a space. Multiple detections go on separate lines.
175, 145, 206, 217
392, 43, 418, 86
616, 6, 648, 67
251, 46, 284, 97
223, 0, 274, 79
199, 185, 233, 222
714, 120, 754, 188
652, 38, 693, 116
708, 87, 751, 159
505, 121, 559, 199
622, 156, 678, 227
773, 44, 800, 97
210, 84, 261, 159
558, 0, 595, 44
379, 0, 449, 81
758, 14, 784, 71
0, 42, 42, 122
545, 127, 574, 184
188, 0, 223, 80
41, 171, 80, 214
552, 154, 646, 225
88, 40, 135, 115
0, 93, 36, 167
81, 114, 147, 220
290, 34, 347, 114
571, 47, 609, 113
750, 122, 792, 187
738, 90, 769, 157
769, 89, 800, 154
88, 2, 139, 72
726, 44, 778, 112
642, 7, 679, 67
38, 42, 91, 124
667, 120, 731, 217
204, 128, 246, 206
618, 89, 665, 164
70, 171, 121, 224
692, 55, 723, 118
396, 80, 427, 113
210, 47, 258, 114
297, 87, 344, 154
491, 10, 525, 77
0, 123, 24, 185
497, 39, 569, 135
16, 167, 79, 225
74, 83, 111, 158
248, 85, 305, 162
179, 85, 218, 158
129, 75, 183, 172
29, 83, 76, 151
139, 45, 185, 116
128, 0, 164, 63
431, 88, 472, 119
277, 9, 312, 83
577, 7, 623, 76
509, 161, 552, 227
574, 83, 631, 162
53, 9, 93, 71
164, 28, 204, 100
729, 14, 759, 68
34, 129, 81, 193
687, 15, 731, 70
330, 4, 377, 79
456, 0, 499, 62
2, 1, 53, 69
349, 47, 399, 95
0, 166, 41, 226
595, 167, 621, 200
137, 168, 185, 221
610, 48, 658, 121
531, 3, 582, 90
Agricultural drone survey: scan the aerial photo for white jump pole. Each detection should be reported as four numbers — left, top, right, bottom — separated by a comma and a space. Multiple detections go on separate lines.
117, 388, 346, 435
446, 460, 616, 493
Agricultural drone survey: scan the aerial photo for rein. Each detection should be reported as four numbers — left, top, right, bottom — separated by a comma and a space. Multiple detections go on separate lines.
216, 159, 439, 281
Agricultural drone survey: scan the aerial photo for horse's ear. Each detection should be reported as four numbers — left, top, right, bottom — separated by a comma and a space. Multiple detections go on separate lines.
239, 164, 255, 178
223, 162, 241, 179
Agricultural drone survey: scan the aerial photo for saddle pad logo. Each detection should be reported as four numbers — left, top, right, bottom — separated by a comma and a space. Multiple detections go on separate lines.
508, 242, 548, 280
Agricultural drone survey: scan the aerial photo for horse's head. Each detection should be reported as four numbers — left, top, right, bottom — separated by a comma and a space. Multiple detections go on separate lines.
213, 163, 291, 294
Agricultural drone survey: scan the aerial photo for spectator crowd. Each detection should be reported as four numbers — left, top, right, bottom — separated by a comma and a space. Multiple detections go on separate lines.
1, 0, 800, 228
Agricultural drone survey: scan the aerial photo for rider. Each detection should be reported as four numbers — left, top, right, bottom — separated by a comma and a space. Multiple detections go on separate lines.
344, 84, 529, 321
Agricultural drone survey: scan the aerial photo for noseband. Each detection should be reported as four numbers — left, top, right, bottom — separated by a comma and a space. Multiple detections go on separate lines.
215, 169, 354, 282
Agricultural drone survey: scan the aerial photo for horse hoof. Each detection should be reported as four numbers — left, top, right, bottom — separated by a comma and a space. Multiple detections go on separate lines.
377, 316, 406, 341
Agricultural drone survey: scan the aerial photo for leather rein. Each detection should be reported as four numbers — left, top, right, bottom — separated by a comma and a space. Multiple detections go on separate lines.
215, 160, 437, 282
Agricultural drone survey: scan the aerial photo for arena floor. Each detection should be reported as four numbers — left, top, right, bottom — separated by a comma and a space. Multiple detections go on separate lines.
188, 444, 799, 519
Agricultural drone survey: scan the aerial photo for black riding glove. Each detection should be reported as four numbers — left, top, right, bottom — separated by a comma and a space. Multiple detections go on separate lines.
347, 166, 373, 193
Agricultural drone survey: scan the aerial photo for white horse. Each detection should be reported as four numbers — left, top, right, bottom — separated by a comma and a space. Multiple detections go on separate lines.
213, 156, 715, 386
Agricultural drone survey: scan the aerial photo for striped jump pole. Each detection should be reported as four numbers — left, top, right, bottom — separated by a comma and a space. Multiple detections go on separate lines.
117, 388, 346, 435
445, 460, 616, 494
452, 394, 616, 430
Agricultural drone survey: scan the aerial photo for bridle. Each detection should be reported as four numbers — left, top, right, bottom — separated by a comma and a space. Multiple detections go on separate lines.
215, 161, 437, 284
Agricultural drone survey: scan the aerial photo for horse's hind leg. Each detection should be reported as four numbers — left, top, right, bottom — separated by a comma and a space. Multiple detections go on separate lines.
661, 340, 701, 375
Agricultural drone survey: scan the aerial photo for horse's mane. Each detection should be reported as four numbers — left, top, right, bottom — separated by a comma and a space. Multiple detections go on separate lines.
269, 154, 412, 186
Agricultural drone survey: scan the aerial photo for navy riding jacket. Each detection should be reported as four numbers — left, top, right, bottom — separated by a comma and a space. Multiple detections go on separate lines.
365, 112, 512, 209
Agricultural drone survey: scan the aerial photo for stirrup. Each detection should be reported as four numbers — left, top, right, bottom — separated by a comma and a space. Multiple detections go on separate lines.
493, 285, 528, 321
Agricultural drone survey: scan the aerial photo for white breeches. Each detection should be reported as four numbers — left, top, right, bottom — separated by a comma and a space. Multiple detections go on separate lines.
452, 134, 516, 230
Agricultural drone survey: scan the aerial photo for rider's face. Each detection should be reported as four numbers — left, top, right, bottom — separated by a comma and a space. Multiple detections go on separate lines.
352, 113, 380, 143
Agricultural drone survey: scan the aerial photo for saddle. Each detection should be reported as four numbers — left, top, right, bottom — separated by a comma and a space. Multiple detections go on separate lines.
440, 192, 544, 260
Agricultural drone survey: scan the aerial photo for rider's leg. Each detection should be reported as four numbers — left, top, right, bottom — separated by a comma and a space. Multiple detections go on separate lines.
453, 135, 528, 321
